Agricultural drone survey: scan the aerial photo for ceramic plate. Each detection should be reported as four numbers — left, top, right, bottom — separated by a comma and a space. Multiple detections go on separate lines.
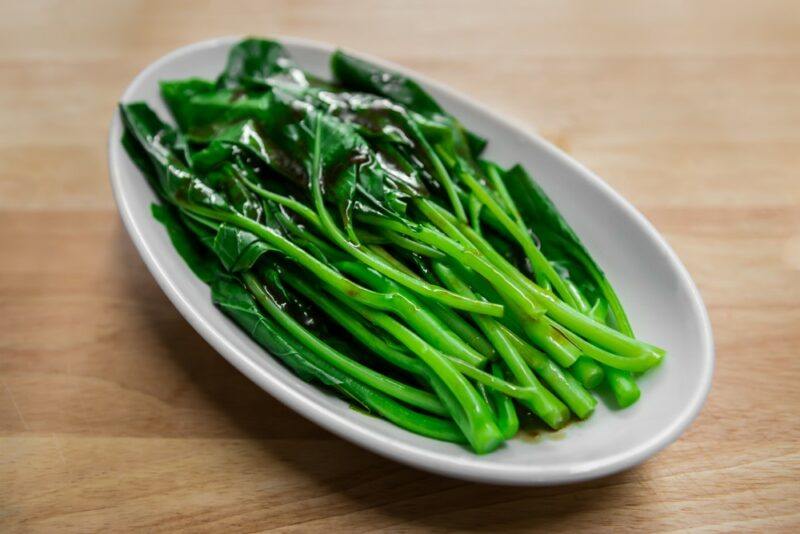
108, 36, 714, 485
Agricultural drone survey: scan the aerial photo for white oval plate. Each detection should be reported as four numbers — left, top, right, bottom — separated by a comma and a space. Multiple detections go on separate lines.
108, 36, 713, 485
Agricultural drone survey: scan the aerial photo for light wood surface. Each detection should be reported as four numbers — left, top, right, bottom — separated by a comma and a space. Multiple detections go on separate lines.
2, 1, 800, 531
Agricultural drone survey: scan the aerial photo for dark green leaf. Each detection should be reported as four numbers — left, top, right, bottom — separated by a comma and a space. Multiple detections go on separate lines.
202, 162, 264, 221
211, 275, 344, 385
260, 265, 333, 335
120, 103, 232, 214
290, 88, 437, 196
151, 203, 217, 283
212, 223, 273, 273
122, 128, 162, 197
465, 129, 488, 157
501, 164, 632, 331
208, 119, 308, 187
331, 50, 443, 116
330, 50, 485, 170
501, 165, 597, 296
160, 78, 217, 133
292, 107, 416, 221
160, 88, 282, 143
217, 38, 308, 90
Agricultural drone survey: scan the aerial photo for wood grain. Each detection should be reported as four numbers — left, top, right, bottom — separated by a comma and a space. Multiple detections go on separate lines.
2, 1, 799, 531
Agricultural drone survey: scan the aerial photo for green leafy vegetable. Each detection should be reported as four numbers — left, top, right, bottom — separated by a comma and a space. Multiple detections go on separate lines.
331, 50, 443, 116
120, 37, 665, 454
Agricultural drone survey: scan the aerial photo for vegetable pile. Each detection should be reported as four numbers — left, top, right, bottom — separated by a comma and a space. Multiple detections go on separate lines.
121, 38, 665, 454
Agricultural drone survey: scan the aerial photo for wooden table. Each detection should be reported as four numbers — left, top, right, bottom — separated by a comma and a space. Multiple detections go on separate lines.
2, 1, 799, 531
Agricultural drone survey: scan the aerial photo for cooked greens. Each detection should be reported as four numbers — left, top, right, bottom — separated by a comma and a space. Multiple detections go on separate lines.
121, 38, 664, 454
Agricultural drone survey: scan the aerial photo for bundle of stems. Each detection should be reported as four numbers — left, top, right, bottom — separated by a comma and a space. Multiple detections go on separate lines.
121, 38, 663, 453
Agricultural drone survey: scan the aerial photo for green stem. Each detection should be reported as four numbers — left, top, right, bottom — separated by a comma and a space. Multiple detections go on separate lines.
336, 261, 488, 366
448, 262, 582, 369
233, 305, 464, 442
484, 163, 523, 222
307, 117, 502, 317
563, 278, 592, 314
239, 175, 322, 230
417, 201, 665, 360
410, 125, 466, 222
380, 230, 445, 259
353, 229, 390, 245
541, 229, 635, 335
286, 272, 547, 420
426, 301, 496, 359
285, 273, 516, 415
243, 272, 446, 416
457, 167, 578, 307
284, 273, 424, 376
273, 208, 345, 261
324, 285, 542, 403
359, 214, 546, 320
418, 198, 571, 314
468, 193, 483, 235
489, 363, 519, 439
351, 304, 503, 453
434, 262, 570, 429
569, 356, 605, 390
503, 326, 596, 419
347, 382, 465, 443
517, 317, 581, 368
367, 247, 496, 359
604, 366, 641, 408
548, 318, 662, 372
181, 204, 392, 311
577, 257, 641, 406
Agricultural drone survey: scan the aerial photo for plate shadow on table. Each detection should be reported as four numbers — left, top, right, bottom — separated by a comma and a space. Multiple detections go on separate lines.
114, 223, 649, 530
